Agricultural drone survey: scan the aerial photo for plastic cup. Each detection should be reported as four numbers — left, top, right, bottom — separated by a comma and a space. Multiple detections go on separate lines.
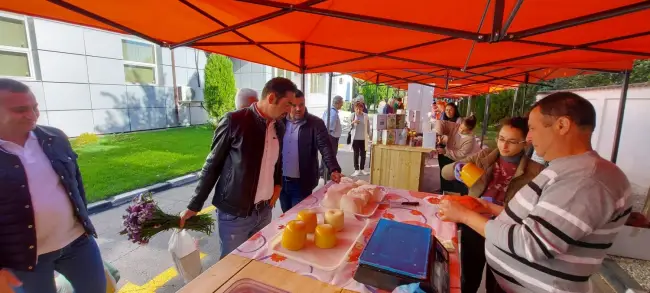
459, 163, 485, 187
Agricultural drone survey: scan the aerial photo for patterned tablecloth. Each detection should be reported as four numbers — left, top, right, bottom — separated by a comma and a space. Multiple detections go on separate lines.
232, 182, 461, 293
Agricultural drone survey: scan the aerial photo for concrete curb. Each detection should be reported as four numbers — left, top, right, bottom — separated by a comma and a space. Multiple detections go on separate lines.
87, 172, 200, 215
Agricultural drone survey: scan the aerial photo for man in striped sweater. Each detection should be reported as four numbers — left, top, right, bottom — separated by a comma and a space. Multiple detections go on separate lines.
439, 92, 632, 293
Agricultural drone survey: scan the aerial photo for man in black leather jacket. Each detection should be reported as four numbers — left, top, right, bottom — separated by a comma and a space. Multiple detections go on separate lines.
280, 90, 342, 212
180, 77, 297, 258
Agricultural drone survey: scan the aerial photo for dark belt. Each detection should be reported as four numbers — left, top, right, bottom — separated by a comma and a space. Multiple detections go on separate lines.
252, 199, 270, 211
283, 176, 300, 182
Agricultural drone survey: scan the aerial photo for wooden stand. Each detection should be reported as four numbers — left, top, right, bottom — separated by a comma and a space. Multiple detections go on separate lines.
178, 255, 344, 293
370, 144, 435, 191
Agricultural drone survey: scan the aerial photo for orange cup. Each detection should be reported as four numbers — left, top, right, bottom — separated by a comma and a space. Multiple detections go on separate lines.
460, 163, 485, 187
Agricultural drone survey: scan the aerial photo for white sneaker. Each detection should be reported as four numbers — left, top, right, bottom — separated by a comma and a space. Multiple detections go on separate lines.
361, 170, 370, 176
351, 170, 361, 176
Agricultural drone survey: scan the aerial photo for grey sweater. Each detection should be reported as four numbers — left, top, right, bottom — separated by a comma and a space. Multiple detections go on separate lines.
484, 151, 632, 293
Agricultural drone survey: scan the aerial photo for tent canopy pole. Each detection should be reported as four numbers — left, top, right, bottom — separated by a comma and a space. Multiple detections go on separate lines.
611, 70, 630, 164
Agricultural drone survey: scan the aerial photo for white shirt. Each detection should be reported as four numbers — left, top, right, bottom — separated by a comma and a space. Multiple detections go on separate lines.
0, 132, 84, 255
253, 107, 280, 204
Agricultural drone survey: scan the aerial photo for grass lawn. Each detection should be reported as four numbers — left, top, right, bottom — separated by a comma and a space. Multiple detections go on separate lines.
73, 126, 214, 203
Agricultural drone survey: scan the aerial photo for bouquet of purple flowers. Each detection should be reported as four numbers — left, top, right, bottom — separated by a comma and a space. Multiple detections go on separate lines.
119, 193, 214, 244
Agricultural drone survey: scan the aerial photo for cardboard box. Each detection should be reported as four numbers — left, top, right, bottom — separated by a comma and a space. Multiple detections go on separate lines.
422, 131, 437, 148
372, 130, 383, 144
396, 129, 408, 145
386, 114, 397, 129
396, 114, 407, 129
407, 110, 422, 132
373, 114, 387, 131
608, 225, 650, 260
382, 130, 397, 145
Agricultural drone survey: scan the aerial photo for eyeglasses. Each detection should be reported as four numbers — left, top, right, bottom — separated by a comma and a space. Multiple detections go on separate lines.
496, 137, 526, 145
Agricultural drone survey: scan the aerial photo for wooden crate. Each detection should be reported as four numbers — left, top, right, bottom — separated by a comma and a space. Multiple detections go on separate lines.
370, 144, 434, 191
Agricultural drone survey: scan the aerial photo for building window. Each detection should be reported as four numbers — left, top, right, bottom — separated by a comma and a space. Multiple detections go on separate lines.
310, 73, 325, 94
0, 14, 34, 78
122, 39, 156, 84
274, 68, 293, 79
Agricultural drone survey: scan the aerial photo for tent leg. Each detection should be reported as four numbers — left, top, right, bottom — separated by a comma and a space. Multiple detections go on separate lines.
480, 94, 491, 148
511, 86, 519, 117
520, 73, 529, 115
375, 74, 380, 107
170, 48, 180, 125
611, 70, 630, 164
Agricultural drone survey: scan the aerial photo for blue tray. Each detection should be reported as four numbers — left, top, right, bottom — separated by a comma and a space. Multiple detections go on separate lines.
359, 219, 432, 280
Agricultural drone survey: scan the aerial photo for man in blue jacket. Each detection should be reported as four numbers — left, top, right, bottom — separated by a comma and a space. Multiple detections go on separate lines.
280, 90, 342, 212
0, 79, 105, 293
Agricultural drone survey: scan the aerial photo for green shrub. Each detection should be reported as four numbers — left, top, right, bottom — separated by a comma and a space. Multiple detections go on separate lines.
204, 54, 236, 121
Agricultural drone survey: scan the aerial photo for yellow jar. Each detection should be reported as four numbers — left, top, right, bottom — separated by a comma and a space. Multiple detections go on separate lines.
314, 224, 337, 249
281, 220, 307, 251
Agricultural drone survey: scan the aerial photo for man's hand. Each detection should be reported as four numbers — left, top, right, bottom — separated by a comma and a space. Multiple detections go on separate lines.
477, 197, 504, 216
330, 171, 342, 183
179, 209, 197, 228
438, 199, 472, 223
270, 185, 282, 207
437, 147, 446, 155
0, 269, 21, 293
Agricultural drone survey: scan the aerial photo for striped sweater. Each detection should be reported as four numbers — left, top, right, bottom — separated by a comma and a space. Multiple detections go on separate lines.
484, 151, 632, 293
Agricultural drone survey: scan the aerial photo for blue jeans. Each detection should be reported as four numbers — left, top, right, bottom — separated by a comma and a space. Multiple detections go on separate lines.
279, 177, 309, 213
12, 234, 106, 293
217, 204, 272, 259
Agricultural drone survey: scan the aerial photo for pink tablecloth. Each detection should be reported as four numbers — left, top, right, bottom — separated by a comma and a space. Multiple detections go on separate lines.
232, 182, 461, 293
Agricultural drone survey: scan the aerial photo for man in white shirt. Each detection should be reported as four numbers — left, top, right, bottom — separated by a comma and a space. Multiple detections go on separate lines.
320, 95, 343, 177
0, 79, 105, 293
180, 77, 297, 258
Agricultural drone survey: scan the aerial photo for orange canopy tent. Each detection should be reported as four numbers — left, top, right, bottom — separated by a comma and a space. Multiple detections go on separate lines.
2, 0, 645, 162
2, 0, 648, 77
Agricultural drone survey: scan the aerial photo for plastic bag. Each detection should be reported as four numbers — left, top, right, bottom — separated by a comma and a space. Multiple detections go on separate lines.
168, 229, 202, 283
392, 283, 426, 293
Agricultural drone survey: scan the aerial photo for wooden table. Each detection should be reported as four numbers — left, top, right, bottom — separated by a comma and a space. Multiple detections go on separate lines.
370, 144, 435, 191
179, 255, 344, 293
179, 184, 461, 293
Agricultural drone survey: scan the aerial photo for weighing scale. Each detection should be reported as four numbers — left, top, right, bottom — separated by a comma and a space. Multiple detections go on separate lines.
353, 219, 450, 293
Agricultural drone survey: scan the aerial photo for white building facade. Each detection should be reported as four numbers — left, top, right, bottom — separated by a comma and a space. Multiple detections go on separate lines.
1, 11, 354, 137
537, 84, 650, 190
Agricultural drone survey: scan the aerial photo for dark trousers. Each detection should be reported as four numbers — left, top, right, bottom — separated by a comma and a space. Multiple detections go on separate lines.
352, 139, 366, 170
279, 177, 310, 213
320, 135, 340, 178
438, 155, 469, 194
460, 224, 485, 293
460, 224, 503, 293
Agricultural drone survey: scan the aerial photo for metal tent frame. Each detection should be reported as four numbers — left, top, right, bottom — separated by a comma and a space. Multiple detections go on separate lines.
41, 0, 649, 163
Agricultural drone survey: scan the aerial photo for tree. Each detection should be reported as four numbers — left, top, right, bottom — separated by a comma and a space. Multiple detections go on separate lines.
353, 78, 401, 110
541, 60, 650, 91
204, 54, 236, 121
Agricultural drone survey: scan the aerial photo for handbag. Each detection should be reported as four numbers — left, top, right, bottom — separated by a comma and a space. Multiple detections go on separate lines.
347, 114, 356, 145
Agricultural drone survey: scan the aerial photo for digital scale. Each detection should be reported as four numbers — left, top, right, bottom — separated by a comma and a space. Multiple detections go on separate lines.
353, 219, 450, 293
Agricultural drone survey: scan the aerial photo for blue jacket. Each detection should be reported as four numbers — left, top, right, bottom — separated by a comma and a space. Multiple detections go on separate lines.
0, 126, 96, 272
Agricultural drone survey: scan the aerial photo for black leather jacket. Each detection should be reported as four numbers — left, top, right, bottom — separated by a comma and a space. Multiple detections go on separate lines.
283, 113, 341, 194
187, 105, 284, 217
0, 126, 96, 272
